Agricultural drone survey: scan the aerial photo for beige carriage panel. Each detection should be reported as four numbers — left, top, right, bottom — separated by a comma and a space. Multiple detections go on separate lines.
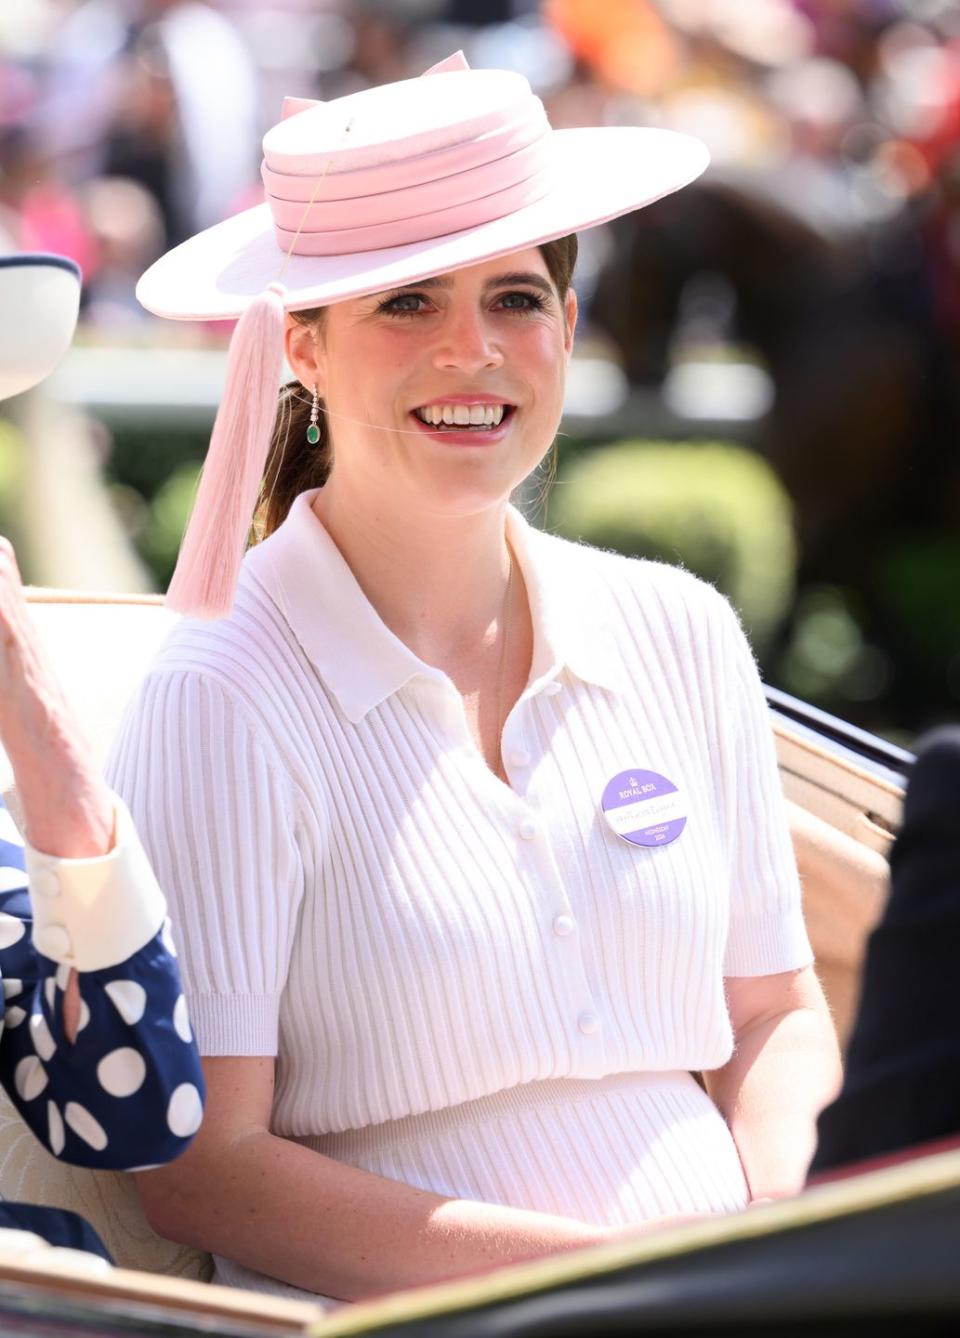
775, 723, 902, 1046
0, 591, 178, 805
0, 1084, 211, 1280
775, 724, 903, 852
0, 1243, 320, 1334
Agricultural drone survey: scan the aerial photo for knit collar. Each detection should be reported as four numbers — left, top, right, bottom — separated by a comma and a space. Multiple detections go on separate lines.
245, 489, 623, 724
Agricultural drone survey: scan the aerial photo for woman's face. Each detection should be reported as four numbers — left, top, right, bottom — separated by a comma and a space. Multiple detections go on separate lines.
286, 247, 577, 517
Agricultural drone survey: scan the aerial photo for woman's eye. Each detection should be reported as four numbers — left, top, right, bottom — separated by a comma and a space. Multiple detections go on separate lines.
379, 292, 426, 315
497, 291, 546, 312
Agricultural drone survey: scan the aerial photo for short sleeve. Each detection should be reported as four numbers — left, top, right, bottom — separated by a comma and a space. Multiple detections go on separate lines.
105, 671, 304, 1056
716, 599, 813, 977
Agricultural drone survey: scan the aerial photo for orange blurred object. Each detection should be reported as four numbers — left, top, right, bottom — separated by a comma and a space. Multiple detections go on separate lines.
544, 0, 680, 96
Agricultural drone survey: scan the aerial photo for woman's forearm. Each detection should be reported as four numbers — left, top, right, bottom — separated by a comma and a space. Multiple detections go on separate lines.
706, 1002, 842, 1200
0, 553, 116, 1045
0, 549, 113, 860
141, 1127, 613, 1300
4, 712, 115, 1043
2, 691, 114, 860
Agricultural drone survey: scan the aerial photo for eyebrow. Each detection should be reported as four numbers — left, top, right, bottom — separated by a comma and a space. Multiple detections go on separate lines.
380, 271, 555, 297
488, 271, 555, 296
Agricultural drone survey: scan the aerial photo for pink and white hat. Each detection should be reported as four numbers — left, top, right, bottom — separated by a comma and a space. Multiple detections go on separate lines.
139, 52, 708, 618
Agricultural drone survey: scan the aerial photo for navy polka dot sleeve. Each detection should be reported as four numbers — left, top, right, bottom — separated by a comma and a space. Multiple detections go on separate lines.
0, 801, 205, 1171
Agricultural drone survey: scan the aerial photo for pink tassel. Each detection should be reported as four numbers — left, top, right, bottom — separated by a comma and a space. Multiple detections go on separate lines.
165, 282, 287, 619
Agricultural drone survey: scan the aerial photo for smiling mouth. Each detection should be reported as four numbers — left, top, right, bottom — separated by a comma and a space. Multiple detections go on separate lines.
412, 403, 514, 430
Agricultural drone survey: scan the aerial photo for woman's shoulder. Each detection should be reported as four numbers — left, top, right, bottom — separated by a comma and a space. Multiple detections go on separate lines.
132, 567, 312, 736
109, 573, 310, 807
530, 531, 750, 701
534, 528, 732, 623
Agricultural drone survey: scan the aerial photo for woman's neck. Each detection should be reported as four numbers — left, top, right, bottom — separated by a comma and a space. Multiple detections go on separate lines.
310, 481, 514, 666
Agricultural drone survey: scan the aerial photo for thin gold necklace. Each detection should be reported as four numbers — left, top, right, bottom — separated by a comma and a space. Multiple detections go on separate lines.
494, 547, 515, 778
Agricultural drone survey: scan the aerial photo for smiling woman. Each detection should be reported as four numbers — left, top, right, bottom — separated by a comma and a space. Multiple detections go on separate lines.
257, 238, 578, 539
106, 51, 840, 1308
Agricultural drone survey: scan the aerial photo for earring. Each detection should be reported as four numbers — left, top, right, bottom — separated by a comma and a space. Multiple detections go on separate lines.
306, 385, 320, 444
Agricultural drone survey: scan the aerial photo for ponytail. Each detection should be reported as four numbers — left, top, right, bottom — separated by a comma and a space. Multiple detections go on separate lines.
255, 307, 330, 540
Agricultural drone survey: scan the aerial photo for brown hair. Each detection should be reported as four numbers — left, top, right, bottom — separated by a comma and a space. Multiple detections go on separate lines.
254, 234, 578, 540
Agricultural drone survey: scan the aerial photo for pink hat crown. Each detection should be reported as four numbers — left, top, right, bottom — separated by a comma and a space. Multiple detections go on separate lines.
261, 65, 557, 257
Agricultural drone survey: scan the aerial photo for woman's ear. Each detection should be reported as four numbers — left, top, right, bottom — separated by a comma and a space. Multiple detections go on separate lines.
563, 287, 578, 361
284, 316, 325, 397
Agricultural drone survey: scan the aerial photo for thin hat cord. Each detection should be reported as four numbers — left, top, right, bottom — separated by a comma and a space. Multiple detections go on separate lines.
277, 117, 355, 283
286, 384, 454, 437
260, 118, 360, 517
271, 120, 568, 462
319, 403, 435, 437
274, 117, 558, 443
274, 114, 522, 443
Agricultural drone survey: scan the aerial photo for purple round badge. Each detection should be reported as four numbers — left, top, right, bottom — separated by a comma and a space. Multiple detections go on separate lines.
600, 769, 687, 848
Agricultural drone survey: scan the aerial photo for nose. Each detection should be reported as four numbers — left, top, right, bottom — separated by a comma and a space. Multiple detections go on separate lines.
432, 305, 504, 374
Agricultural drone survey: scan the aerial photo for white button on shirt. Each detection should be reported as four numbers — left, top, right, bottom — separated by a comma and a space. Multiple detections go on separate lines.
553, 915, 575, 937
37, 926, 72, 960
577, 1011, 600, 1036
506, 749, 530, 769
518, 818, 538, 841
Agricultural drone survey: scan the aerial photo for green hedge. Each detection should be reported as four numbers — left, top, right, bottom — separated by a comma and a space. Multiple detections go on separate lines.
0, 420, 26, 552
136, 462, 202, 590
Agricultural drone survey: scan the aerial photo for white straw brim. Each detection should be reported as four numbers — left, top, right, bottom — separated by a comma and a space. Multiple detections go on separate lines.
137, 127, 709, 320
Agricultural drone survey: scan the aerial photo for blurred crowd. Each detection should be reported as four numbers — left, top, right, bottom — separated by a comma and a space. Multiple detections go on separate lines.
3, 0, 960, 735
3, 0, 959, 334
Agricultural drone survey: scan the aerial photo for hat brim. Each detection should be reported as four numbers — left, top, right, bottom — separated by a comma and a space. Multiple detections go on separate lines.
137, 127, 708, 320
0, 254, 81, 400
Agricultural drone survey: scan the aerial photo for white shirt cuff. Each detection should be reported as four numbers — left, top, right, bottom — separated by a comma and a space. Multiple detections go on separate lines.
25, 795, 167, 972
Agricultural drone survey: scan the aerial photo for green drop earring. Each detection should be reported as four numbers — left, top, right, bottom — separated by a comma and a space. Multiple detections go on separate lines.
306, 385, 321, 445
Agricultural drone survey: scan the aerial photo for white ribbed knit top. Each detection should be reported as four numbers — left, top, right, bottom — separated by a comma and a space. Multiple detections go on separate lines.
108, 492, 812, 1290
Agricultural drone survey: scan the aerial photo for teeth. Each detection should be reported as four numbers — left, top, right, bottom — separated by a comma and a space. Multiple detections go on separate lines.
415, 404, 507, 427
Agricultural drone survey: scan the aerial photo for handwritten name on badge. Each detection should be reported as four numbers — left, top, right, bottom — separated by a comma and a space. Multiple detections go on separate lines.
600, 769, 687, 848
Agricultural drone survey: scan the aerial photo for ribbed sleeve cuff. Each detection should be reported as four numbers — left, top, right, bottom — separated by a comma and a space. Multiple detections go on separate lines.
723, 900, 814, 977
185, 992, 280, 1056
25, 795, 167, 972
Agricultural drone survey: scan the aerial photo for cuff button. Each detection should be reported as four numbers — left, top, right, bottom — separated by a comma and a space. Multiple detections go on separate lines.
37, 926, 72, 961
31, 869, 60, 900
